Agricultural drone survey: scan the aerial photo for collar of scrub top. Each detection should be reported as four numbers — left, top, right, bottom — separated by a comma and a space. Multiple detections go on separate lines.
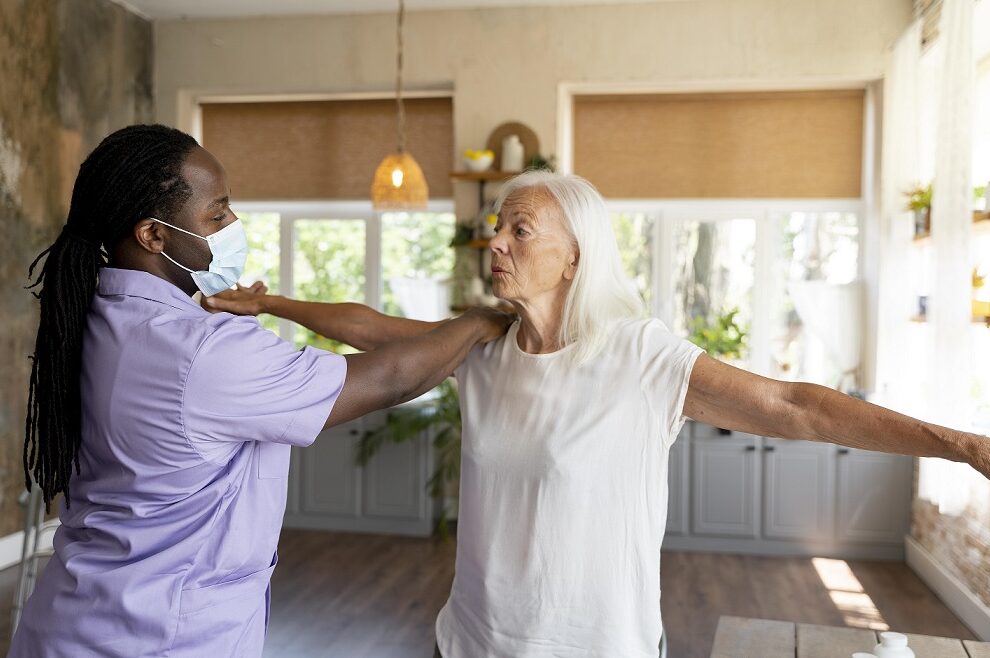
98, 267, 207, 314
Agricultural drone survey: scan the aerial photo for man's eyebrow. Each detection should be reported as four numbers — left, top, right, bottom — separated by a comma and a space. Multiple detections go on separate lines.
207, 195, 230, 210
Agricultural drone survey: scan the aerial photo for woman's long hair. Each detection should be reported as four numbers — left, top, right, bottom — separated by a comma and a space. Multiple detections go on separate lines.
25, 124, 198, 508
493, 171, 644, 365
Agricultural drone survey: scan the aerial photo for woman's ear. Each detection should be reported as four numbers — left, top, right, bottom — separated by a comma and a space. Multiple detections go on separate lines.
563, 249, 579, 281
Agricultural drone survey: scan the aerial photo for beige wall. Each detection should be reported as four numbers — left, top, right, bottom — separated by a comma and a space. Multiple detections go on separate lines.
155, 0, 912, 203
155, 0, 911, 304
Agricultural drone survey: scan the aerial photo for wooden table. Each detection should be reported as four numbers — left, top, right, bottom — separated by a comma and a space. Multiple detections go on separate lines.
710, 616, 990, 658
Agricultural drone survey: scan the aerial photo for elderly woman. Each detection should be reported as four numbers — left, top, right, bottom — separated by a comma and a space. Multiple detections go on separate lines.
209, 171, 990, 657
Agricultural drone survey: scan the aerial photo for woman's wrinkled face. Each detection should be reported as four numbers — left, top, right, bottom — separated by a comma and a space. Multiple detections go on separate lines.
489, 186, 578, 305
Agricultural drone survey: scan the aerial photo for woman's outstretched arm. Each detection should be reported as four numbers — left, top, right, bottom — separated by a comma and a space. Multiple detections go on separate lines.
204, 283, 442, 351
682, 353, 990, 480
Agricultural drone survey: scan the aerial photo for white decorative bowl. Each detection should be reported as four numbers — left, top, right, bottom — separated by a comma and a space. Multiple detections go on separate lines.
463, 153, 494, 172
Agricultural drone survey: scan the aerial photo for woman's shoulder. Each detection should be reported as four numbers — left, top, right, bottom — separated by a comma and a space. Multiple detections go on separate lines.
612, 316, 673, 342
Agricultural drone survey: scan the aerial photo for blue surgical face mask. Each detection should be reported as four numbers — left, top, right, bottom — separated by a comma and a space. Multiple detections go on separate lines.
151, 217, 248, 297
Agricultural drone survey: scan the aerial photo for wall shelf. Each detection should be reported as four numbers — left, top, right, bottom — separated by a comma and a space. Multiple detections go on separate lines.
449, 170, 516, 182
450, 170, 517, 208
912, 210, 990, 244
910, 315, 990, 327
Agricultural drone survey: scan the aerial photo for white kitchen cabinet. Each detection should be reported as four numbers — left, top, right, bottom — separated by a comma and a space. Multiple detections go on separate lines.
665, 428, 690, 536
284, 409, 438, 536
762, 438, 835, 542
298, 418, 362, 517
662, 422, 913, 560
836, 447, 913, 544
691, 428, 761, 538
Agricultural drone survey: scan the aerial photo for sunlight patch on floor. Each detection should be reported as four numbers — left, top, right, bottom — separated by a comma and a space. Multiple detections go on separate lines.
812, 557, 889, 630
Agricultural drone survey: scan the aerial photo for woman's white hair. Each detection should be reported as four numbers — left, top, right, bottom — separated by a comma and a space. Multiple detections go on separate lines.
494, 170, 644, 365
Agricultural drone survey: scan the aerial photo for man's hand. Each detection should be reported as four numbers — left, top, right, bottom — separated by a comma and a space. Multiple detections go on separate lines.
462, 306, 515, 344
203, 282, 270, 316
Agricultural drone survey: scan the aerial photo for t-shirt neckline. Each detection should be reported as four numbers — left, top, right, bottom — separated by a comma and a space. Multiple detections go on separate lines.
508, 320, 578, 360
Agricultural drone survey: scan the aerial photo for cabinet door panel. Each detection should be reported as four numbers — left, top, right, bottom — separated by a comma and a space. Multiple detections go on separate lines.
763, 439, 835, 541
301, 420, 362, 516
363, 429, 428, 521
666, 428, 690, 536
692, 433, 760, 538
837, 449, 913, 543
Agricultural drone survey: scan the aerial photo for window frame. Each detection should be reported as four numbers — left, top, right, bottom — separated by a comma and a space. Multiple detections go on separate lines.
606, 197, 865, 378
233, 199, 455, 342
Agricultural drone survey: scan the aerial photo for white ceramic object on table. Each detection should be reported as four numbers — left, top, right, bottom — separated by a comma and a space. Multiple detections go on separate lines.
873, 632, 915, 658
501, 134, 524, 172
463, 153, 494, 172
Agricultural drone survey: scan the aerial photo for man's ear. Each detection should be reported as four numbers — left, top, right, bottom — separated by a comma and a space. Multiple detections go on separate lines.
133, 219, 165, 254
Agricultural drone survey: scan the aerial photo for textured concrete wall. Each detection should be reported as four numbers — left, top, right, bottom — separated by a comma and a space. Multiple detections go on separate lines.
911, 467, 990, 610
0, 0, 152, 537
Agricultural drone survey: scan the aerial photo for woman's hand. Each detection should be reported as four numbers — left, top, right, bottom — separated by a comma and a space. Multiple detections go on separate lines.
202, 282, 271, 316
463, 306, 515, 343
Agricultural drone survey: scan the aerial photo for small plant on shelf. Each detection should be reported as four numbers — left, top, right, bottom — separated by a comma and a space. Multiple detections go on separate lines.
904, 183, 932, 238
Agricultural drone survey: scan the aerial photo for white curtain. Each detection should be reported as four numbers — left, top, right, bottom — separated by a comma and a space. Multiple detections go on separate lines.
389, 277, 451, 321
918, 0, 976, 514
876, 19, 922, 412
789, 281, 862, 392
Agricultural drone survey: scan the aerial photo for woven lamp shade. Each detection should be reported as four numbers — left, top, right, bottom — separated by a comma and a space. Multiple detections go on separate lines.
371, 152, 429, 209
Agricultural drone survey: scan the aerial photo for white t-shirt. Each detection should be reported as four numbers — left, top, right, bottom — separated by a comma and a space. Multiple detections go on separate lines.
435, 318, 704, 657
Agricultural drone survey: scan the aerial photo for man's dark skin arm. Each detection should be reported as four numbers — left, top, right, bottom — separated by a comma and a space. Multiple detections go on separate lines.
325, 306, 508, 427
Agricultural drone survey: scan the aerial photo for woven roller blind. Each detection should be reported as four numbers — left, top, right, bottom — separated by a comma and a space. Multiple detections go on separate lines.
573, 90, 864, 199
201, 97, 453, 200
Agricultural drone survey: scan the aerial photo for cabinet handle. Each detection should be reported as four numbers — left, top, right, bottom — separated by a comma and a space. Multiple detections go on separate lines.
838, 448, 850, 455
763, 446, 776, 452
744, 446, 757, 452
717, 428, 732, 436
349, 429, 360, 436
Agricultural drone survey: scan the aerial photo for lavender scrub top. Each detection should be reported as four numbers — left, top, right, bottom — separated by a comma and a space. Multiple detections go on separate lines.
9, 268, 346, 658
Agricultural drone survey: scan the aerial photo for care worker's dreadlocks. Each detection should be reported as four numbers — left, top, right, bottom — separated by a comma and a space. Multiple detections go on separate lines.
25, 124, 199, 508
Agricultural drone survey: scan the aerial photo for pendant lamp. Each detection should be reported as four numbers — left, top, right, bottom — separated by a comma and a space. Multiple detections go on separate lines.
371, 0, 428, 210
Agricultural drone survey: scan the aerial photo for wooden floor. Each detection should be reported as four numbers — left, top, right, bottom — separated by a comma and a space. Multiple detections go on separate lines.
0, 529, 975, 657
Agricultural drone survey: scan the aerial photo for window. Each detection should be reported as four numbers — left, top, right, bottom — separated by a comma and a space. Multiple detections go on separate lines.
610, 202, 861, 386
234, 202, 455, 351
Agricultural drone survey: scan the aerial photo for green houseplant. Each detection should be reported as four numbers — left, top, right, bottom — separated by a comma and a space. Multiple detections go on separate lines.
688, 307, 747, 361
356, 379, 462, 539
904, 183, 932, 238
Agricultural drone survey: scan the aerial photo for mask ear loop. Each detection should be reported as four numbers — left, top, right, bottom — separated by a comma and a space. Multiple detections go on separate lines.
149, 218, 205, 273
160, 251, 195, 273
148, 217, 209, 241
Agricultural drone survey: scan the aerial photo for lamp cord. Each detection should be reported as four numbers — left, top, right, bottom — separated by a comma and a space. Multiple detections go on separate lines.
395, 0, 406, 153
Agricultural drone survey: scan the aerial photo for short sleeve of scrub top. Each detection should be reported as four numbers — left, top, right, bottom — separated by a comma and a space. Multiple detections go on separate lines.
183, 315, 347, 462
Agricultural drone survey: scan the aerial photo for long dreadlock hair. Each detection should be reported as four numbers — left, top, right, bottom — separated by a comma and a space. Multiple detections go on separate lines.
25, 124, 199, 509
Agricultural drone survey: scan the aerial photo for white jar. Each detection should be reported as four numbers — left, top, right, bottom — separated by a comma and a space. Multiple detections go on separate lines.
501, 135, 524, 172
873, 632, 915, 658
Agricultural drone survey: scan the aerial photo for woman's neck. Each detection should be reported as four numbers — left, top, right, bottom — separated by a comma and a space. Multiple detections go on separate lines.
512, 293, 567, 354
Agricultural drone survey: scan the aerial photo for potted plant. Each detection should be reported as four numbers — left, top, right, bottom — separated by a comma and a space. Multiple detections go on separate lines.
688, 307, 747, 362
904, 183, 932, 238
356, 379, 462, 539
